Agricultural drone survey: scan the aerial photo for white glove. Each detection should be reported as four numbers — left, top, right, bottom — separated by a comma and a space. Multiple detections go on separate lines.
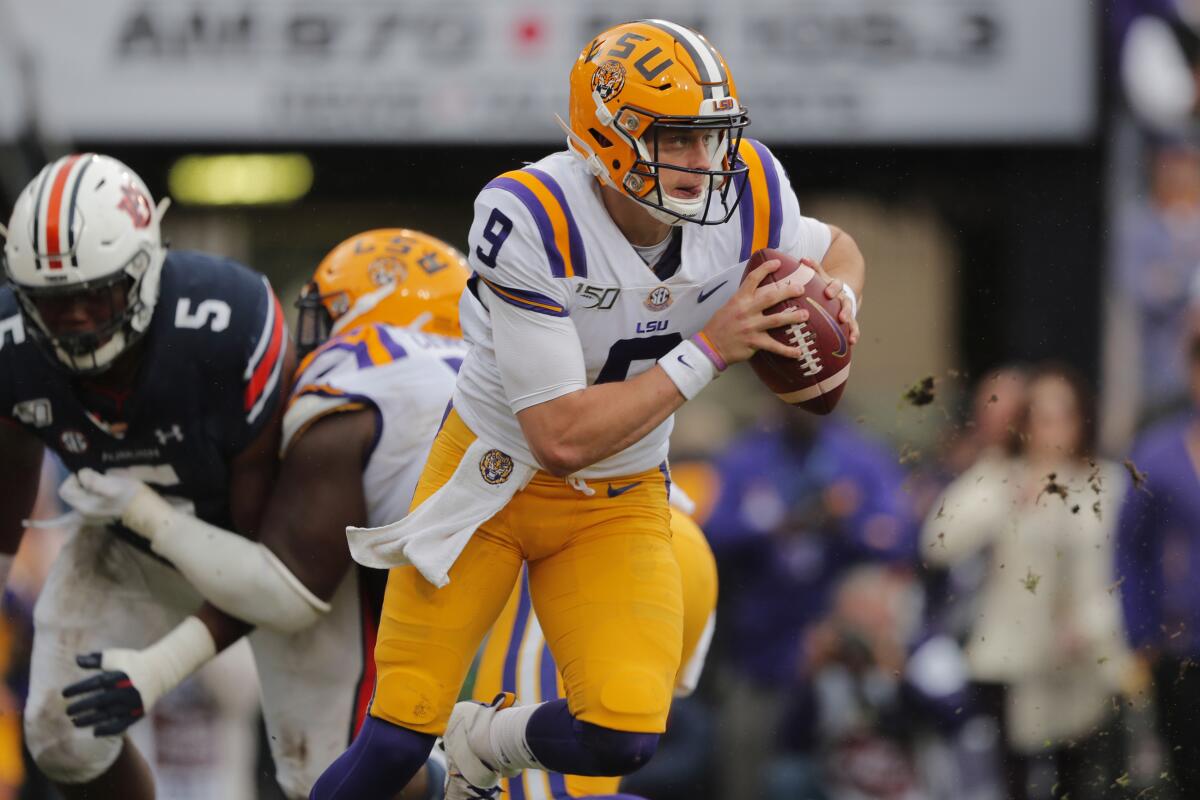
58, 469, 147, 525
58, 468, 175, 544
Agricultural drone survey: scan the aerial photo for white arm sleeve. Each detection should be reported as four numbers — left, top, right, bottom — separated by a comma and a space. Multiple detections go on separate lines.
794, 215, 833, 264
484, 283, 588, 413
122, 488, 330, 633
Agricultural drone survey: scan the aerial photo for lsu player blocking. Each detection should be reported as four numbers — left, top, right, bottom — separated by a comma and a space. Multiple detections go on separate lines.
0, 154, 292, 799
473, 500, 718, 800
55, 229, 468, 798
313, 19, 865, 800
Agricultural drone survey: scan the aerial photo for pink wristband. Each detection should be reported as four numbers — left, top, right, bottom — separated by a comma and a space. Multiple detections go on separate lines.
690, 332, 727, 372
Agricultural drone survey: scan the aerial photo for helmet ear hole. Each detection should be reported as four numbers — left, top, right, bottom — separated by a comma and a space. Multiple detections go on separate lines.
588, 128, 613, 149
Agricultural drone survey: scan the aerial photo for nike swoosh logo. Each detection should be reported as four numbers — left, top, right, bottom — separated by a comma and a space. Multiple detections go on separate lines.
697, 281, 728, 303
805, 296, 849, 357
677, 354, 692, 368
607, 481, 643, 498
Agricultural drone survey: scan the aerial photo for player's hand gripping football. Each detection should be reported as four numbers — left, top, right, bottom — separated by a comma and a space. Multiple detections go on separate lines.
58, 468, 154, 532
699, 258, 810, 364
800, 257, 860, 345
62, 648, 163, 737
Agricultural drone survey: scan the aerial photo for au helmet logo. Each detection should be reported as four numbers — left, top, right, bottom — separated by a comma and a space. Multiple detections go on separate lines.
116, 182, 153, 229
644, 285, 673, 312
479, 449, 515, 485
591, 59, 626, 102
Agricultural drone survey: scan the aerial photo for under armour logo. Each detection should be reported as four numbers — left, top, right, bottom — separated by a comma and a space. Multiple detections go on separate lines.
154, 425, 184, 445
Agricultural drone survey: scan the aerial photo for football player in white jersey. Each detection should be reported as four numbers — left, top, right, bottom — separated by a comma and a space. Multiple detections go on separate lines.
55, 229, 469, 798
313, 18, 865, 800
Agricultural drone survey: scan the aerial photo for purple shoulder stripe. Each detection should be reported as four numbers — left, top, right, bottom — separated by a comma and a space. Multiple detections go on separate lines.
524, 167, 588, 279
484, 176, 567, 278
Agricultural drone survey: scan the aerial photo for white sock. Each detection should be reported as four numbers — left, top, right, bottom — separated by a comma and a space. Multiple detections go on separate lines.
488, 702, 545, 774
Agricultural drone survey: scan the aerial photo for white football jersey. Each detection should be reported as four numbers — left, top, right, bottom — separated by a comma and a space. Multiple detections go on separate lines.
454, 139, 832, 479
283, 323, 466, 526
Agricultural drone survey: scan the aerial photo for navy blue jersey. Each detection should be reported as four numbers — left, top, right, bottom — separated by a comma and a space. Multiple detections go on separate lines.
0, 250, 289, 531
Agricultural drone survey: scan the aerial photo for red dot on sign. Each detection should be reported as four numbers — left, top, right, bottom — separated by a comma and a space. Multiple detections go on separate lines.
516, 18, 543, 45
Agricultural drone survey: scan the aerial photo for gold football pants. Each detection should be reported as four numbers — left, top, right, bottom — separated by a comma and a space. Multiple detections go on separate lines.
369, 409, 683, 736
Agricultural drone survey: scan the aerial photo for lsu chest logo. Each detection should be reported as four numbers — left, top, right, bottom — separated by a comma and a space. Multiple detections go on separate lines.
479, 449, 514, 485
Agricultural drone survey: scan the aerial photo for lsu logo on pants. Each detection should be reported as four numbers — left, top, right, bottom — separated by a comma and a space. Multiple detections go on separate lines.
479, 449, 514, 485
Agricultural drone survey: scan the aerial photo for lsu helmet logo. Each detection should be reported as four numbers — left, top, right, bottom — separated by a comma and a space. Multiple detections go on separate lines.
368, 257, 404, 288
479, 449, 515, 485
591, 60, 626, 102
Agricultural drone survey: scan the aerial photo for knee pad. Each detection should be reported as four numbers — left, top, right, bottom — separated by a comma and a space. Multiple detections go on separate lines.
24, 700, 121, 784
578, 723, 659, 776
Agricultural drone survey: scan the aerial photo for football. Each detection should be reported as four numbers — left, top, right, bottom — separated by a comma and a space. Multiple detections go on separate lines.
744, 248, 853, 415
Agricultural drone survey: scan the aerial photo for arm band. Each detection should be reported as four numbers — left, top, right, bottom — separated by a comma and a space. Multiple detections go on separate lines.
123, 488, 331, 633
842, 283, 860, 319
658, 338, 718, 401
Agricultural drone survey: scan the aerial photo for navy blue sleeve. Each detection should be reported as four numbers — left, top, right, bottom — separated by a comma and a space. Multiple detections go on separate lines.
166, 252, 290, 456
0, 291, 26, 426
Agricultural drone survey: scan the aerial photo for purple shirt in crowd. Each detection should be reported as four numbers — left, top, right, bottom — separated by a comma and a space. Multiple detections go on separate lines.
1117, 412, 1200, 656
704, 419, 916, 687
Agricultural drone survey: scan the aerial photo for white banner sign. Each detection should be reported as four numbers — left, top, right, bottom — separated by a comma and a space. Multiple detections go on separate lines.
1, 0, 1096, 144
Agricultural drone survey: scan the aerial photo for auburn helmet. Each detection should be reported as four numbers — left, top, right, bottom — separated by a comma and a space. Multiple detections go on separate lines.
2, 154, 171, 374
564, 19, 750, 225
295, 228, 469, 358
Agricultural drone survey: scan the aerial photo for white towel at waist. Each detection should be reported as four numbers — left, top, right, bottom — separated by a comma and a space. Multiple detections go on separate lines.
346, 438, 535, 587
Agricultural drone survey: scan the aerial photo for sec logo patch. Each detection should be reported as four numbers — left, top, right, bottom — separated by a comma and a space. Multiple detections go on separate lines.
644, 285, 672, 312
60, 429, 88, 454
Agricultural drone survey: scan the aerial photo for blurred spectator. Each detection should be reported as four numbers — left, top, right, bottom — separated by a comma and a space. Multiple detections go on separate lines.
912, 368, 1029, 665
924, 365, 1130, 800
765, 566, 972, 800
912, 367, 1031, 524
1116, 322, 1200, 798
1116, 0, 1200, 131
1114, 143, 1200, 422
948, 367, 1032, 475
705, 410, 915, 800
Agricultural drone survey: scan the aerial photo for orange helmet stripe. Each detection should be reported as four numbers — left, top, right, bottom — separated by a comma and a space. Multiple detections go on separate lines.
43, 154, 83, 270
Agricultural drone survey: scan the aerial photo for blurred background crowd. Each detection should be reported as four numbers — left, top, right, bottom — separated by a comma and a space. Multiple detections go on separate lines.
4, 0, 1200, 798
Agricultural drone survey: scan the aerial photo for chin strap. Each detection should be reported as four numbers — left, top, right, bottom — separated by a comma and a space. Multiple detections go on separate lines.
59, 329, 128, 374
